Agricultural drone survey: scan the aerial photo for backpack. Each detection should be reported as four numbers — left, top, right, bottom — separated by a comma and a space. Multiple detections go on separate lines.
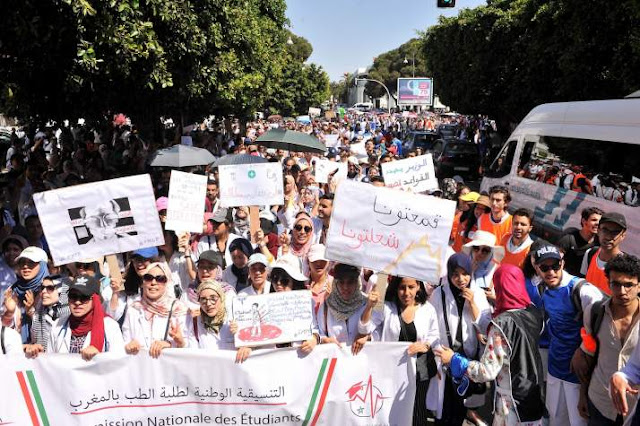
588, 299, 608, 358
537, 277, 603, 322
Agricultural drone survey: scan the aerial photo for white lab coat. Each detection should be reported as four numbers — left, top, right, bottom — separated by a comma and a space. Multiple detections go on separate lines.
185, 314, 235, 350
121, 304, 188, 349
47, 317, 125, 354
429, 284, 492, 418
1, 325, 24, 355
317, 300, 382, 345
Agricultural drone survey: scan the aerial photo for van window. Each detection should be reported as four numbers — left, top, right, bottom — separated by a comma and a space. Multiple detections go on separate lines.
518, 135, 640, 206
488, 139, 517, 178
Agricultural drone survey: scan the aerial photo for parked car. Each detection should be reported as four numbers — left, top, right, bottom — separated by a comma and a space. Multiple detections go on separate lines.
403, 131, 439, 152
431, 138, 481, 180
436, 123, 459, 140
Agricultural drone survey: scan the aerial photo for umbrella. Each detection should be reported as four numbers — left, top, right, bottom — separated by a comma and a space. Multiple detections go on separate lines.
255, 128, 326, 154
212, 153, 268, 167
149, 144, 215, 168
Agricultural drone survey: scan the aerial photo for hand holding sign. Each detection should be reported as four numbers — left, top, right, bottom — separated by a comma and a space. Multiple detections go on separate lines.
366, 284, 379, 309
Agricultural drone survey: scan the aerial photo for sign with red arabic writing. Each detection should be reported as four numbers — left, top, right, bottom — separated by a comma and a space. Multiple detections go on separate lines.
325, 180, 456, 283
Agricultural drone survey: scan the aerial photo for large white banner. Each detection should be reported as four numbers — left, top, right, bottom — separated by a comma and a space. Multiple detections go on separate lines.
326, 180, 456, 283
0, 344, 415, 426
314, 159, 347, 184
381, 154, 438, 193
33, 174, 164, 266
232, 291, 314, 347
219, 163, 284, 207
165, 170, 207, 233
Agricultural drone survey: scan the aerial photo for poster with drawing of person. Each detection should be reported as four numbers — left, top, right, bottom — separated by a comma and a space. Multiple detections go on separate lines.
33, 174, 164, 266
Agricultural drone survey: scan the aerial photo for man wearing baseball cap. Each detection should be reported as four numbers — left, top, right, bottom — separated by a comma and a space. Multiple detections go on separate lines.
580, 212, 627, 295
532, 243, 604, 426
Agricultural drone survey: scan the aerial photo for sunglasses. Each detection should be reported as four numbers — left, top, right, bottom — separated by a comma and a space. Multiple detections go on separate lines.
143, 274, 168, 284
18, 259, 38, 268
538, 262, 562, 273
75, 262, 93, 269
294, 225, 312, 233
68, 293, 91, 303
41, 285, 59, 292
472, 246, 492, 254
272, 275, 292, 287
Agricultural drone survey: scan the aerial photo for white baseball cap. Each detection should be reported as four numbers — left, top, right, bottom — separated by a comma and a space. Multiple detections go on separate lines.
308, 244, 328, 263
16, 247, 48, 263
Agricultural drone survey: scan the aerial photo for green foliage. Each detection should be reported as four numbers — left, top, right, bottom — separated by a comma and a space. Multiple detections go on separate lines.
423, 0, 640, 123
365, 38, 430, 99
0, 0, 289, 125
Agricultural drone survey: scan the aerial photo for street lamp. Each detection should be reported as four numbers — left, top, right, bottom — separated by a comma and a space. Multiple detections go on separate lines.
403, 55, 415, 77
355, 77, 392, 114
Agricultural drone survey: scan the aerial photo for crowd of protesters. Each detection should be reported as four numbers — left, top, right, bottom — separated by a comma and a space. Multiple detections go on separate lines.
1, 111, 639, 426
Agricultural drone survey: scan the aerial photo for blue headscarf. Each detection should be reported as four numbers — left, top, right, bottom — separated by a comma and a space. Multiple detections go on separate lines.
447, 253, 472, 282
12, 260, 50, 301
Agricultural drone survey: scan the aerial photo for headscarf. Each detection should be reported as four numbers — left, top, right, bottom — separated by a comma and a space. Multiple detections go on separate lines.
472, 250, 496, 278
492, 264, 531, 317
290, 214, 314, 258
12, 259, 49, 301
229, 238, 252, 288
196, 280, 227, 334
69, 293, 106, 352
132, 262, 188, 319
446, 253, 473, 312
325, 283, 366, 322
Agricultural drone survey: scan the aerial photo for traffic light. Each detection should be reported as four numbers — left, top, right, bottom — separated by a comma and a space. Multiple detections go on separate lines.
437, 0, 455, 7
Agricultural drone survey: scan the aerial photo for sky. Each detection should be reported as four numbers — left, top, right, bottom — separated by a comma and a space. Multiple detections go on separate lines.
286, 0, 487, 82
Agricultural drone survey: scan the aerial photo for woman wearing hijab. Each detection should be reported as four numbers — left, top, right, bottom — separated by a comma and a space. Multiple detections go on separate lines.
1, 247, 49, 343
222, 238, 253, 292
46, 274, 124, 360
436, 264, 545, 425
0, 234, 28, 298
462, 230, 505, 302
361, 276, 441, 425
429, 253, 492, 426
279, 213, 314, 268
24, 276, 70, 356
184, 280, 234, 350
317, 263, 381, 354
122, 262, 189, 358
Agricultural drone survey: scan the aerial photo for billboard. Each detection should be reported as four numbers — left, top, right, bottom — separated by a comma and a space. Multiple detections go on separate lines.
397, 78, 434, 106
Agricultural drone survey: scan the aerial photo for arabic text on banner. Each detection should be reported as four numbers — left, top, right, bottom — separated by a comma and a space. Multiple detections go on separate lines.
381, 154, 438, 193
314, 159, 347, 184
165, 170, 207, 233
231, 291, 314, 347
219, 163, 284, 207
325, 180, 456, 283
33, 174, 164, 266
0, 344, 415, 426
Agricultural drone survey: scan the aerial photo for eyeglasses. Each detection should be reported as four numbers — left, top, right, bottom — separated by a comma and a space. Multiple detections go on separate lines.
41, 285, 59, 292
75, 262, 93, 269
68, 293, 91, 303
538, 262, 562, 273
610, 280, 638, 290
272, 275, 292, 287
294, 225, 312, 233
472, 246, 492, 254
143, 274, 168, 284
198, 296, 220, 305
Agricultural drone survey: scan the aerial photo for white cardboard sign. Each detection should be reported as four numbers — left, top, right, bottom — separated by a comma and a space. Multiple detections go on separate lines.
33, 174, 164, 266
325, 180, 456, 283
219, 162, 284, 207
314, 159, 347, 184
381, 154, 438, 193
165, 171, 207, 233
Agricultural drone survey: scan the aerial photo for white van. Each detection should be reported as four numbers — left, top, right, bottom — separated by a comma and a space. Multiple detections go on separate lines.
480, 98, 640, 256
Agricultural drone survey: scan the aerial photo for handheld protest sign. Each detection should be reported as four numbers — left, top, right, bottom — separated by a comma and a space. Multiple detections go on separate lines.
381, 154, 438, 193
231, 291, 313, 347
33, 174, 164, 266
165, 170, 207, 234
325, 180, 456, 284
219, 163, 284, 208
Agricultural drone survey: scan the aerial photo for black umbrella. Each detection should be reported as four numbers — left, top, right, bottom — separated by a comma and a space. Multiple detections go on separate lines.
212, 153, 268, 167
255, 128, 326, 154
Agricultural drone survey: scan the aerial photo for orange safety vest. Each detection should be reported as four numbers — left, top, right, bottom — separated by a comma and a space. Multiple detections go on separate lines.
452, 219, 474, 253
500, 234, 532, 269
450, 211, 462, 243
478, 213, 513, 245
585, 248, 611, 295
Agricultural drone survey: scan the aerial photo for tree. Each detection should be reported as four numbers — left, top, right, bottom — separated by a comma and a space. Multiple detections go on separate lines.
422, 0, 640, 128
364, 38, 430, 100
0, 0, 289, 131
